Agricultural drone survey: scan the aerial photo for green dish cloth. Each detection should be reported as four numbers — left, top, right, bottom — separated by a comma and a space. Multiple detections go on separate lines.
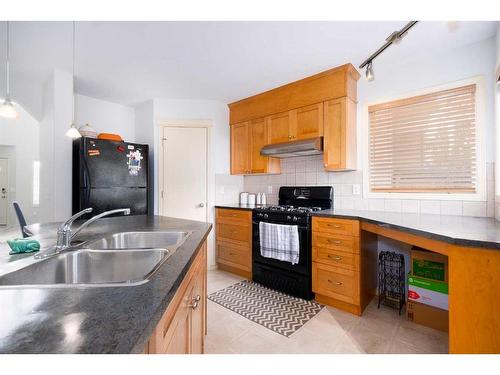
7, 238, 40, 255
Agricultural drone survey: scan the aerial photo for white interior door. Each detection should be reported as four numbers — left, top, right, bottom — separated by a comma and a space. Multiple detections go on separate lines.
161, 127, 207, 222
0, 159, 8, 225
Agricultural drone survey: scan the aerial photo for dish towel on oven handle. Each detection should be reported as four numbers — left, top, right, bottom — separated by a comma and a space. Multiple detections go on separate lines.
259, 221, 300, 265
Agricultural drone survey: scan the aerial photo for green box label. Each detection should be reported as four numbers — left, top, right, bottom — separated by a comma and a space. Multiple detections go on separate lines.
408, 275, 448, 294
412, 259, 445, 281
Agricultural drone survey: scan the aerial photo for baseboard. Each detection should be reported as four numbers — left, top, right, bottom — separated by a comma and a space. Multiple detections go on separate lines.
217, 263, 252, 279
315, 294, 362, 316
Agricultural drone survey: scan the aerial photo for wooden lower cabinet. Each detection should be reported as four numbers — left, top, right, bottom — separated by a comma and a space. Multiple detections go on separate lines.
148, 240, 207, 354
215, 208, 252, 278
312, 217, 377, 316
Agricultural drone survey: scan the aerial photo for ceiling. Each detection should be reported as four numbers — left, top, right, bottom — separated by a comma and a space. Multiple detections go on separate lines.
0, 21, 497, 117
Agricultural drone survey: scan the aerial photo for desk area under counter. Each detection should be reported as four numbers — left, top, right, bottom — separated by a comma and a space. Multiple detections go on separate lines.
215, 204, 500, 354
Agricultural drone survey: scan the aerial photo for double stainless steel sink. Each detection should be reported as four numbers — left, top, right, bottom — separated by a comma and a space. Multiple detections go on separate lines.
0, 231, 191, 288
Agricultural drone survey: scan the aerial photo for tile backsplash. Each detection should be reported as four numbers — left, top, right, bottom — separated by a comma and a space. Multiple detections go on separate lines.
243, 155, 495, 217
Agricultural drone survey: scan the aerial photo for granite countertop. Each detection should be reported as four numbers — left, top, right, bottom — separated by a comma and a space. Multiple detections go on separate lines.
215, 204, 500, 250
0, 215, 212, 354
215, 203, 270, 211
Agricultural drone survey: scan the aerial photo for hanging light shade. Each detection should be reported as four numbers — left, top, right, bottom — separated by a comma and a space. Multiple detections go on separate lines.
0, 98, 18, 118
0, 21, 19, 119
66, 21, 81, 138
66, 122, 81, 138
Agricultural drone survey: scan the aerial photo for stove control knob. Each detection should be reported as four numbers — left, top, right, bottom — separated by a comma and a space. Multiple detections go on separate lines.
292, 216, 298, 222
258, 213, 263, 217
287, 215, 292, 220
264, 214, 268, 218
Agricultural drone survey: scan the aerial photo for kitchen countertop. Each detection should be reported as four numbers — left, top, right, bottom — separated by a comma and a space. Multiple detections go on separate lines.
215, 204, 500, 250
0, 215, 212, 354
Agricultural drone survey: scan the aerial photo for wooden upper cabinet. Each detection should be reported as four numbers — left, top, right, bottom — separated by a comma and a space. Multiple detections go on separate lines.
230, 122, 250, 174
228, 63, 359, 173
323, 97, 357, 170
230, 118, 280, 175
292, 103, 324, 140
268, 111, 291, 144
250, 117, 270, 174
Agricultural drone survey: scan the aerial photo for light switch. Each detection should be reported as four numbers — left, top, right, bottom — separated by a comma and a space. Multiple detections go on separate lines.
352, 184, 361, 195
219, 186, 225, 194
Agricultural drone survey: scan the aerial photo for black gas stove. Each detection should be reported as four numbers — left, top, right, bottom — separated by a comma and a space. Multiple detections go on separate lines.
252, 186, 333, 299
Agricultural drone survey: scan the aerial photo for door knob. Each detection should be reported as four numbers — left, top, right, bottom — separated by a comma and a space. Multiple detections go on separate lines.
198, 203, 205, 208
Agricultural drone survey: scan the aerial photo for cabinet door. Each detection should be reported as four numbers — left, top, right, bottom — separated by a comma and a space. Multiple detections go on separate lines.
292, 103, 324, 140
230, 122, 250, 174
249, 117, 269, 173
268, 111, 291, 144
162, 286, 193, 354
323, 98, 357, 170
323, 99, 344, 170
190, 261, 205, 354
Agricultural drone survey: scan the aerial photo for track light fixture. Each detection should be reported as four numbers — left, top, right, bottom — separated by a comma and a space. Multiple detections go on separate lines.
365, 61, 374, 82
359, 21, 418, 82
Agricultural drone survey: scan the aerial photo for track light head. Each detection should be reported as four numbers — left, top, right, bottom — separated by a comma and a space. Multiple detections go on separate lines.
366, 62, 374, 82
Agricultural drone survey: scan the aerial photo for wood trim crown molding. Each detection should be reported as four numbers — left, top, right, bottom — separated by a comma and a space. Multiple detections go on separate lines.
228, 63, 360, 125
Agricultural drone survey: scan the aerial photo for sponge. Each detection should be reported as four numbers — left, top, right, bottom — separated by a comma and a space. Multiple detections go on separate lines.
7, 238, 40, 255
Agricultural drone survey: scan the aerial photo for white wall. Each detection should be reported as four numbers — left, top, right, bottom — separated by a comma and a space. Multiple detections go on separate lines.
245, 37, 497, 217
0, 106, 40, 228
75, 94, 135, 142
494, 24, 500, 219
37, 71, 137, 223
149, 99, 230, 268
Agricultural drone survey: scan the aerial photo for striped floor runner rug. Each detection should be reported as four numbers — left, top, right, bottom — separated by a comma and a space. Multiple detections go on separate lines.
208, 280, 323, 337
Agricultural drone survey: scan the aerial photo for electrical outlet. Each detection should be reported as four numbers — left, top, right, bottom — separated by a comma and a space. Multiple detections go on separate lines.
267, 185, 273, 194
219, 186, 225, 194
352, 184, 361, 195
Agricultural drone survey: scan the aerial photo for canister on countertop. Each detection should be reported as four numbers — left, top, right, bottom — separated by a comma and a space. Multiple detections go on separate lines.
248, 193, 256, 205
256, 193, 262, 205
240, 192, 249, 205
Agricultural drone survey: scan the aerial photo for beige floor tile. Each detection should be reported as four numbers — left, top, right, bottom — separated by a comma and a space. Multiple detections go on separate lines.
344, 324, 392, 353
205, 269, 449, 354
386, 338, 438, 354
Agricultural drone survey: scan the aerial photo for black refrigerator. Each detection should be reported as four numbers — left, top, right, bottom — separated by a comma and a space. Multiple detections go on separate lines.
72, 137, 150, 217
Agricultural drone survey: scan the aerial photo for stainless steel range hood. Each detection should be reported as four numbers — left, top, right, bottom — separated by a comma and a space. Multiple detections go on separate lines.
260, 137, 323, 158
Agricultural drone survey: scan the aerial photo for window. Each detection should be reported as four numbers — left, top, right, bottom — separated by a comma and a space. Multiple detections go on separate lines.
368, 84, 477, 194
33, 161, 40, 206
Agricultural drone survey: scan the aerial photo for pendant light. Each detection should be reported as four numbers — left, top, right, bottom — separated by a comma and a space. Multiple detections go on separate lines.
0, 21, 19, 119
66, 21, 81, 138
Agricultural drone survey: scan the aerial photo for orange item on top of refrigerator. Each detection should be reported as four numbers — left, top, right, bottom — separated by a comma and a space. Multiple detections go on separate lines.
97, 133, 123, 141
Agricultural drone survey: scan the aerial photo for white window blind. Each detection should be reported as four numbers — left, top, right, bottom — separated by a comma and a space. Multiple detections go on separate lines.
369, 84, 477, 193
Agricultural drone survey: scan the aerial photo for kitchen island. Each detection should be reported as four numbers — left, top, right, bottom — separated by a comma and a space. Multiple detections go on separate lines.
0, 215, 211, 354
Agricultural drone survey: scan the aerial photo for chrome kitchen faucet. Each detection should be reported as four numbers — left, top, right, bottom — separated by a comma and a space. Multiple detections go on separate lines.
35, 208, 131, 259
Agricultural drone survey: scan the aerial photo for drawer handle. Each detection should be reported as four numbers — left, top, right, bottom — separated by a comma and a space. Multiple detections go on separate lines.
327, 255, 343, 261
189, 295, 201, 310
229, 252, 236, 256
328, 240, 342, 245
328, 224, 341, 228
230, 230, 239, 234
328, 279, 343, 286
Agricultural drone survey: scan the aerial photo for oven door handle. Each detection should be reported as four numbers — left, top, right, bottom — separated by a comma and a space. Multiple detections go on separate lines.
253, 221, 309, 230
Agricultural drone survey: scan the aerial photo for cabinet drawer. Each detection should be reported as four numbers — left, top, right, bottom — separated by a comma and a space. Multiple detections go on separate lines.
216, 208, 252, 222
313, 247, 358, 270
216, 222, 251, 244
312, 233, 358, 254
312, 263, 358, 304
217, 241, 251, 271
312, 217, 359, 236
